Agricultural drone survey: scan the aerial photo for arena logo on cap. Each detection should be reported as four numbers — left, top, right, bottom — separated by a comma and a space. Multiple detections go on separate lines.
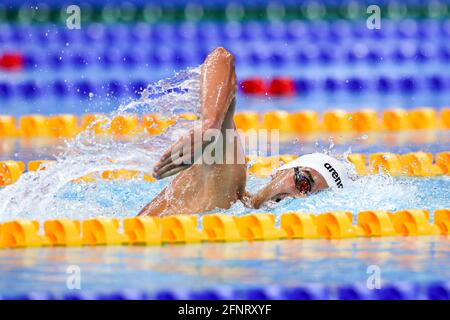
324, 162, 343, 188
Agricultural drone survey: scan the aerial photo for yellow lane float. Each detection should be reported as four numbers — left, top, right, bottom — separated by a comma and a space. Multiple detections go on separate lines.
0, 115, 17, 137
47, 114, 78, 138
0, 209, 449, 249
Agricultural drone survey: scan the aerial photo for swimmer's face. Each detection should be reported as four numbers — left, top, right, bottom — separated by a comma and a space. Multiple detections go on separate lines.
252, 167, 329, 209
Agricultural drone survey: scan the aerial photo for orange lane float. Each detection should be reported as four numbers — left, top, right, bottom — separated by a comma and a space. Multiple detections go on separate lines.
382, 108, 410, 131
202, 214, 241, 242
400, 152, 443, 176
28, 160, 54, 172
0, 220, 45, 248
347, 154, 368, 175
47, 114, 78, 138
357, 210, 397, 237
263, 110, 292, 131
441, 107, 450, 129
19, 114, 49, 137
176, 112, 198, 121
0, 115, 16, 137
279, 154, 297, 164
101, 169, 139, 180
234, 111, 260, 131
123, 217, 162, 245
44, 219, 82, 246
323, 109, 352, 132
247, 156, 281, 177
142, 113, 176, 135
0, 209, 449, 249
289, 110, 319, 133
390, 210, 440, 236
316, 211, 364, 239
0, 160, 24, 186
408, 107, 438, 130
0, 150, 448, 189
280, 212, 319, 239
369, 152, 403, 176
0, 150, 448, 188
82, 218, 125, 246
0, 107, 447, 138
81, 114, 109, 135
351, 109, 379, 132
435, 152, 450, 174
110, 114, 140, 136
434, 209, 450, 235
161, 215, 206, 244
235, 213, 286, 241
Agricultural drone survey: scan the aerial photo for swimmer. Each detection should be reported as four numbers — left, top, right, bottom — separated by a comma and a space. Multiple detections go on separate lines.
138, 47, 351, 216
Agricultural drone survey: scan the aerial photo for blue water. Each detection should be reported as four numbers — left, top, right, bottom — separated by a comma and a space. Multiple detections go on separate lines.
1, 130, 449, 162
0, 168, 445, 222
2, 19, 450, 115
1, 15, 449, 299
56, 174, 448, 217
0, 237, 449, 298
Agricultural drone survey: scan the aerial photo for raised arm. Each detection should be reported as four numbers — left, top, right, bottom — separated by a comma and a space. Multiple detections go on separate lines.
200, 47, 237, 130
153, 47, 237, 179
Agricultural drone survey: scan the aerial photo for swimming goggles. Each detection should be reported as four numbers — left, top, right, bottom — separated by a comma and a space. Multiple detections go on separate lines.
293, 167, 313, 194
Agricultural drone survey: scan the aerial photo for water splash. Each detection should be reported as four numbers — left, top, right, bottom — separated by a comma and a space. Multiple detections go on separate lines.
226, 174, 450, 218
6, 172, 445, 223
0, 66, 201, 221
0, 65, 447, 222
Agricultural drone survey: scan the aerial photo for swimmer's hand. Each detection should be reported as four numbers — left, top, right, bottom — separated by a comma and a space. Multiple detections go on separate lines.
153, 125, 214, 179
154, 48, 236, 180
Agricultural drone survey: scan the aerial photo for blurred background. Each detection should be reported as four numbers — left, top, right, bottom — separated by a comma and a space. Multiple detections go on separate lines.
1, 0, 449, 116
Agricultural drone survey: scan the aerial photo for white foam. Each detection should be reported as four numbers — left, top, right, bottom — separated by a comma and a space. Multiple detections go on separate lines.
0, 67, 201, 221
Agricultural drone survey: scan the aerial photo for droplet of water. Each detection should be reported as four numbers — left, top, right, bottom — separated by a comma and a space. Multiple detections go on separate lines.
0, 66, 202, 221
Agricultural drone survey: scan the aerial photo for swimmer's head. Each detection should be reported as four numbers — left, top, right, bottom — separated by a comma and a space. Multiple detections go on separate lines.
252, 153, 351, 209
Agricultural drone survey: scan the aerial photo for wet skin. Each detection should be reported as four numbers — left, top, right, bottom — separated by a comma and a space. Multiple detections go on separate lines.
251, 167, 329, 209
138, 47, 329, 217
138, 47, 246, 217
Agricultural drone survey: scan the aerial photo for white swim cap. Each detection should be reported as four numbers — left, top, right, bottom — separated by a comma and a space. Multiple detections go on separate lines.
276, 153, 350, 189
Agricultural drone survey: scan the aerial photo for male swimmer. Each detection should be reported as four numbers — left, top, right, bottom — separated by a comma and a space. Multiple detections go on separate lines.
138, 47, 351, 217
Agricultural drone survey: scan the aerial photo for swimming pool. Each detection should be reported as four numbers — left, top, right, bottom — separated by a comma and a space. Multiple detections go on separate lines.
1, 237, 449, 300
1, 0, 450, 300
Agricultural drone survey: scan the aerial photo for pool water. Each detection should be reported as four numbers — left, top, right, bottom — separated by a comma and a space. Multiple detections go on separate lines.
1, 135, 448, 299
0, 157, 449, 222
1, 236, 448, 299
16, 175, 450, 220
1, 2, 450, 300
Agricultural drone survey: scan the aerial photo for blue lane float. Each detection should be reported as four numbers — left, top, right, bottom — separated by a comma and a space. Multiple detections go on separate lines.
2, 20, 450, 45
2, 282, 449, 300
2, 75, 450, 100
14, 43, 450, 70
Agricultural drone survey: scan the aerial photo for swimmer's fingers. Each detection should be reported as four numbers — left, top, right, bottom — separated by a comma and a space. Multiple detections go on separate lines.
157, 165, 191, 179
157, 144, 188, 169
154, 153, 194, 179
157, 131, 196, 169
157, 138, 186, 166
158, 125, 205, 165
154, 142, 192, 173
156, 133, 206, 170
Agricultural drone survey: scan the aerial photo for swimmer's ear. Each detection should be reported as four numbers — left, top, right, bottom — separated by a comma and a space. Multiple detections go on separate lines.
155, 165, 190, 180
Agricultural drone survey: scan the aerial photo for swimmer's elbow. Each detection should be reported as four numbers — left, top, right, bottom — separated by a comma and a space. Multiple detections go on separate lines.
208, 47, 234, 65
